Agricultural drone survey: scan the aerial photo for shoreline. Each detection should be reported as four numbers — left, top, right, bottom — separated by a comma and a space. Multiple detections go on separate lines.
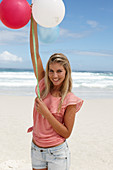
0, 95, 113, 169
0, 87, 113, 100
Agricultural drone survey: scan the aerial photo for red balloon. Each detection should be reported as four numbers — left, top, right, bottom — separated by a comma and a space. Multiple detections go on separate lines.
0, 0, 31, 29
0, 3, 1, 19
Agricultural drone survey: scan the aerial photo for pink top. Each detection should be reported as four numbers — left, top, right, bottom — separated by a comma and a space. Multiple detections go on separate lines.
28, 78, 83, 147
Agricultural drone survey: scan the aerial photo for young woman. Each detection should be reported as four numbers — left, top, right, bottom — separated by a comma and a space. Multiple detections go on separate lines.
28, 15, 83, 170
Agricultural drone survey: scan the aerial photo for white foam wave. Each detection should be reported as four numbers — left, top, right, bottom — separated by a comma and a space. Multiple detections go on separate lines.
0, 71, 113, 89
72, 72, 113, 89
0, 71, 36, 87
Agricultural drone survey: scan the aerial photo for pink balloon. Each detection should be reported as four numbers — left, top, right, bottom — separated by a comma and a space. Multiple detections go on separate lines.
0, 0, 31, 29
0, 3, 1, 19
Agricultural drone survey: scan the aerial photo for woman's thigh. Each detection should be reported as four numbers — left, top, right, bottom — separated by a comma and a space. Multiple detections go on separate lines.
48, 142, 71, 170
31, 142, 47, 170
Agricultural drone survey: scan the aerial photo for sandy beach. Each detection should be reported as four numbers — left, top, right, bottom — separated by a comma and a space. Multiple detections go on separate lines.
0, 95, 113, 170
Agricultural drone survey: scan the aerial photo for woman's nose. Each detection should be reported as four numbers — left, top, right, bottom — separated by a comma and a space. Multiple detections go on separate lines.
53, 72, 58, 77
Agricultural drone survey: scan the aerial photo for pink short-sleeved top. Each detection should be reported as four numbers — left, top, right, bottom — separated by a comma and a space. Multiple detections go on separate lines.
28, 78, 83, 147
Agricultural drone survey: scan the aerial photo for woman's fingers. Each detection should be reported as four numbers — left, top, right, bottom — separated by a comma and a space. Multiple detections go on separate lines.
35, 97, 42, 109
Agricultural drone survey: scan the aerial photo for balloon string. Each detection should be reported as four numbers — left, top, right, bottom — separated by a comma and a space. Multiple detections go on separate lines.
31, 16, 40, 99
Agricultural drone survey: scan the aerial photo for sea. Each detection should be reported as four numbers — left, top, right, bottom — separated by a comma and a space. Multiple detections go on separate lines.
0, 68, 113, 99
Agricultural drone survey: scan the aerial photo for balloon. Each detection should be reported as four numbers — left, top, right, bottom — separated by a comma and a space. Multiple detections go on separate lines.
38, 25, 59, 43
0, 3, 1, 19
32, 0, 65, 28
0, 0, 31, 29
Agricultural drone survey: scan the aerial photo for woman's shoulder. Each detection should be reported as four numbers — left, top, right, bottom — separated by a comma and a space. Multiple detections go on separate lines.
65, 92, 79, 99
62, 92, 84, 113
65, 91, 84, 102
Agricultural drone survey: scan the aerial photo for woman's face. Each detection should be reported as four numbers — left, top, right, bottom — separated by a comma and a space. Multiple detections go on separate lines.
49, 62, 66, 88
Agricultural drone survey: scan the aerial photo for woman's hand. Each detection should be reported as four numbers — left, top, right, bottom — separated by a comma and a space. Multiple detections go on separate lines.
35, 98, 76, 139
30, 3, 33, 9
35, 97, 50, 117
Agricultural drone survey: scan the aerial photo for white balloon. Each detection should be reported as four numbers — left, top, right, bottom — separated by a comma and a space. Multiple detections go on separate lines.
32, 0, 65, 28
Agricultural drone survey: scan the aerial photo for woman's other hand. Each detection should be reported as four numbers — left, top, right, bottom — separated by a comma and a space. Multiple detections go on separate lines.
35, 97, 50, 117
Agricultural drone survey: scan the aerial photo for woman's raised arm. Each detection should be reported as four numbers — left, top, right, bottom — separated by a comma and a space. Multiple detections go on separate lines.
30, 16, 45, 81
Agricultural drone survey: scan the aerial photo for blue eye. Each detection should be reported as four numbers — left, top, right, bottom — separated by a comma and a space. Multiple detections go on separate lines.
49, 69, 54, 72
57, 70, 62, 73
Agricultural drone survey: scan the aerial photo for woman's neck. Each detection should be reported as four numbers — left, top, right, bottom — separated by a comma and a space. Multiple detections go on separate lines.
50, 88, 61, 97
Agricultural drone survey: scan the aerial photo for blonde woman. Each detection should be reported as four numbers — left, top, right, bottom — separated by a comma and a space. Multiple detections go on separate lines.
28, 16, 84, 170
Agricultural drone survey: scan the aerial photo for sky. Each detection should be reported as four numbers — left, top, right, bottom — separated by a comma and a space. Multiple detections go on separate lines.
0, 0, 113, 71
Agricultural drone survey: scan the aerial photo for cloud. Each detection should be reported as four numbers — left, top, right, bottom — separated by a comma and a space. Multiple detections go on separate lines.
59, 20, 104, 40
0, 51, 22, 62
0, 23, 29, 45
99, 7, 113, 13
86, 20, 98, 28
60, 28, 92, 39
75, 51, 113, 57
41, 48, 113, 58
60, 49, 113, 58
0, 22, 5, 29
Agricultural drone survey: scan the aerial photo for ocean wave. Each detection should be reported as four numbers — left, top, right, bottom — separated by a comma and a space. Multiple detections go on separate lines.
0, 70, 113, 90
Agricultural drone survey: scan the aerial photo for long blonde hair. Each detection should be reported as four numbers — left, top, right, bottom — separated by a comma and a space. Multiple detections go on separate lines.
41, 53, 72, 111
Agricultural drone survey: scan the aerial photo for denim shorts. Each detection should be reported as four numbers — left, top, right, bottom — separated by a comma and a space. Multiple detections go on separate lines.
31, 140, 71, 170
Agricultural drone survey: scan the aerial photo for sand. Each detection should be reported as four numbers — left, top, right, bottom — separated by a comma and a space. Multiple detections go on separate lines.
0, 95, 113, 170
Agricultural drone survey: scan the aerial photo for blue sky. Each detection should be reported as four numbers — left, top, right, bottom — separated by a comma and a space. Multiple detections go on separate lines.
0, 0, 113, 71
